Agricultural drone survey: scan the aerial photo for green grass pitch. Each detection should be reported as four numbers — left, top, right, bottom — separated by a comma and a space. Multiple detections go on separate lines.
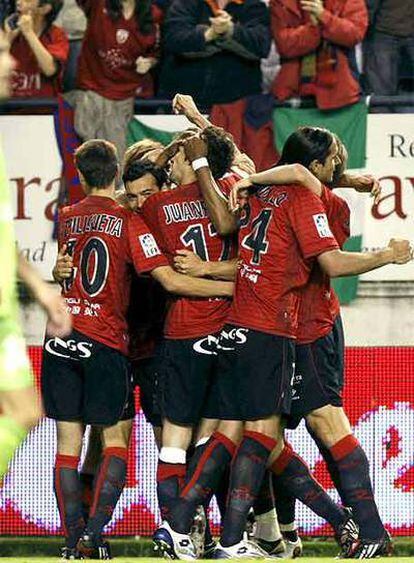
0, 558, 412, 562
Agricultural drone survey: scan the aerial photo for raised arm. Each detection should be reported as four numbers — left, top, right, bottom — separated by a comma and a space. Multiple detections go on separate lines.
183, 135, 238, 236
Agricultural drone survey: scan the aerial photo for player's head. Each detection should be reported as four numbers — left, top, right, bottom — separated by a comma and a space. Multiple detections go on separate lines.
123, 159, 167, 211
74, 139, 119, 192
123, 139, 164, 169
0, 31, 14, 99
17, 0, 63, 28
169, 126, 235, 184
278, 127, 338, 184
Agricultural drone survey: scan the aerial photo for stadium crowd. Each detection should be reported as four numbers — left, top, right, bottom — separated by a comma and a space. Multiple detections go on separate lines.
1, 0, 413, 158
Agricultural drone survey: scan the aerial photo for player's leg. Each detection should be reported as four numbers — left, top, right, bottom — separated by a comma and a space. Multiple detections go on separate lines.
251, 471, 285, 556
42, 330, 88, 557
306, 405, 389, 553
79, 426, 102, 523
0, 320, 41, 478
75, 337, 135, 558
133, 356, 163, 450
303, 316, 388, 555
211, 330, 293, 557
156, 337, 216, 521
54, 420, 86, 555
269, 325, 358, 555
84, 418, 133, 539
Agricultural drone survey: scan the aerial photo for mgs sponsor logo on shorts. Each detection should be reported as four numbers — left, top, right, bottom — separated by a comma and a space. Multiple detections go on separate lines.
313, 213, 333, 238
138, 233, 161, 258
193, 334, 219, 355
217, 327, 249, 351
45, 337, 93, 360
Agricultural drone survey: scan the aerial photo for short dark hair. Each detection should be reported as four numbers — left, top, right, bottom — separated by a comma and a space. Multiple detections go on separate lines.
122, 159, 167, 188
40, 0, 63, 30
278, 126, 335, 169
202, 126, 235, 180
74, 140, 118, 189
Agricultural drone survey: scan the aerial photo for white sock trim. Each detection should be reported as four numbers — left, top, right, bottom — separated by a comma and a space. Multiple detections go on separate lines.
195, 436, 210, 448
254, 509, 282, 542
280, 522, 297, 533
159, 447, 186, 464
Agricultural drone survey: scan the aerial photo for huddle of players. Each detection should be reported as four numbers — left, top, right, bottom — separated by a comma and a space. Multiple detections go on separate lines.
46, 94, 412, 560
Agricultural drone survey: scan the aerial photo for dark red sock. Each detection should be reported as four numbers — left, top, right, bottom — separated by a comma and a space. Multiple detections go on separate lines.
221, 431, 277, 547
271, 443, 345, 531
157, 462, 186, 520
54, 454, 85, 549
87, 447, 128, 537
330, 435, 385, 541
254, 470, 275, 516
168, 432, 237, 534
272, 472, 296, 526
306, 423, 345, 502
79, 472, 94, 524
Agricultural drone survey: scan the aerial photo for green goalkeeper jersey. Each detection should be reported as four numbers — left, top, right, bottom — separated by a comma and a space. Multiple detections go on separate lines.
0, 144, 17, 320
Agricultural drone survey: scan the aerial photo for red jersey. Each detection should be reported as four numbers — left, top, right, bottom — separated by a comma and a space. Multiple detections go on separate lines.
76, 0, 157, 100
297, 186, 350, 343
58, 195, 168, 355
10, 25, 69, 97
142, 178, 237, 339
228, 185, 340, 338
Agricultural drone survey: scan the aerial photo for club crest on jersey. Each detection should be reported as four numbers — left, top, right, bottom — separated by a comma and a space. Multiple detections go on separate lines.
313, 213, 333, 238
116, 29, 129, 44
139, 233, 160, 258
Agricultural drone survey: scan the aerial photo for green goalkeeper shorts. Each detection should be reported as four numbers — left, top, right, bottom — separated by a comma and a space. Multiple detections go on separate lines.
0, 317, 33, 392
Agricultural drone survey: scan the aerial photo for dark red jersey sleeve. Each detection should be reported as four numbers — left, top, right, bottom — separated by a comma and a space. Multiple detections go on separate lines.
48, 26, 69, 64
289, 188, 339, 259
127, 213, 169, 274
141, 194, 171, 255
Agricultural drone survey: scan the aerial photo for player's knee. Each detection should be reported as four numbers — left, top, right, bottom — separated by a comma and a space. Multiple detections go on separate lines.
56, 421, 84, 456
217, 420, 243, 444
306, 405, 350, 447
16, 400, 42, 431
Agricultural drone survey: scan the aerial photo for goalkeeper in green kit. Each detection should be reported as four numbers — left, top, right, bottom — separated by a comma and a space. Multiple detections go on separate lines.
0, 30, 72, 479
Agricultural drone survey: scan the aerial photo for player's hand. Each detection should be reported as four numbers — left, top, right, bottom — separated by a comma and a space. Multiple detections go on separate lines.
174, 249, 207, 277
135, 56, 157, 75
232, 152, 256, 176
353, 175, 382, 204
172, 94, 201, 122
34, 284, 72, 337
387, 238, 413, 265
229, 177, 252, 213
210, 10, 234, 36
183, 134, 208, 163
300, 0, 324, 23
53, 244, 74, 283
18, 13, 34, 36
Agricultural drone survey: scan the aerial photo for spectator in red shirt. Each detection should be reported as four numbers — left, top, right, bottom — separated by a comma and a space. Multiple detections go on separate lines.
4, 0, 69, 98
270, 0, 368, 109
67, 0, 159, 159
